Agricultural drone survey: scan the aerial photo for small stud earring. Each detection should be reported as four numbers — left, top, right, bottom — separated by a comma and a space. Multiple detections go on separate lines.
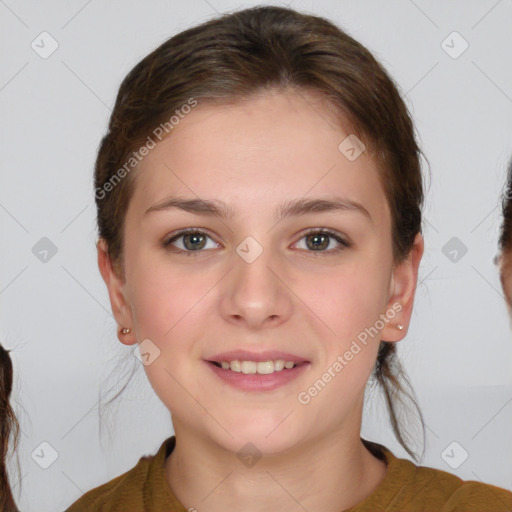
121, 327, 131, 335
397, 324, 404, 330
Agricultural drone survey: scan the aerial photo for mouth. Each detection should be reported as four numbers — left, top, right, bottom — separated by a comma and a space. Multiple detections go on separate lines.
205, 357, 310, 392
207, 359, 309, 375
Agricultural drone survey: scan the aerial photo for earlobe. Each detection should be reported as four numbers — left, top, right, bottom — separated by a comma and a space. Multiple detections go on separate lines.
381, 233, 424, 342
96, 239, 137, 346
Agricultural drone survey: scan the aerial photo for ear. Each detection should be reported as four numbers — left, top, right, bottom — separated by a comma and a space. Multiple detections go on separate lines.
381, 233, 424, 342
97, 238, 137, 346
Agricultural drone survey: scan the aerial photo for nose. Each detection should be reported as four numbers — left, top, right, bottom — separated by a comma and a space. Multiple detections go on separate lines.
219, 242, 293, 330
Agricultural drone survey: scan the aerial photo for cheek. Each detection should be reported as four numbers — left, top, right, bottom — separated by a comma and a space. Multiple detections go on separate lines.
127, 258, 213, 412
294, 264, 390, 414
128, 254, 210, 342
297, 258, 392, 349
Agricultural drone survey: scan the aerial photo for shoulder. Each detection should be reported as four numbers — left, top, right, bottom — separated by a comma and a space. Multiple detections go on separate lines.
65, 437, 175, 511
411, 461, 512, 510
361, 440, 512, 511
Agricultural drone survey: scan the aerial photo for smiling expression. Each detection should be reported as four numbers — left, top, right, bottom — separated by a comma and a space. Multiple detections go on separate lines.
102, 88, 417, 454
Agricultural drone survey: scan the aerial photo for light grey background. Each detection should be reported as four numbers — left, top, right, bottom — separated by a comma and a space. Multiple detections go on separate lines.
1, 0, 512, 510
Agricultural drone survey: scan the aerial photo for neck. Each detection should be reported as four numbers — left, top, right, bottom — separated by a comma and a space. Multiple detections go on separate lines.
165, 422, 387, 512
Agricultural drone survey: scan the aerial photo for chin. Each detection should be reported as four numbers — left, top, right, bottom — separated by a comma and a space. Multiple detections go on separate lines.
209, 414, 304, 458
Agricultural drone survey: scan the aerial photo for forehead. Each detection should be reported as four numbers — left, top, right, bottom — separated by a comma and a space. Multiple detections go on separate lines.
128, 89, 389, 221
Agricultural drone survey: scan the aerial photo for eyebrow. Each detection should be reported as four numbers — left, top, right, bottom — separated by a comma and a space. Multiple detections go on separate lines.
144, 196, 372, 221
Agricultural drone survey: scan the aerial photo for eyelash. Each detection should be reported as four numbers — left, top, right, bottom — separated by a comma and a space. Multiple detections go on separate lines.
162, 227, 352, 256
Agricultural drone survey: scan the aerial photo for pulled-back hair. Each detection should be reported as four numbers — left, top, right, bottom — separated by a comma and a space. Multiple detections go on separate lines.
499, 158, 512, 301
499, 159, 512, 252
95, 6, 425, 460
0, 344, 19, 511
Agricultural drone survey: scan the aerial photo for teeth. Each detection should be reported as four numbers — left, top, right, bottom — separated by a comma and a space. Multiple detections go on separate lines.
216, 359, 298, 374
274, 360, 285, 371
230, 360, 241, 372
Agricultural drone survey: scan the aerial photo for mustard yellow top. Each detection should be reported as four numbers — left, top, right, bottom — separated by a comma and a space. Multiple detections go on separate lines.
66, 436, 512, 511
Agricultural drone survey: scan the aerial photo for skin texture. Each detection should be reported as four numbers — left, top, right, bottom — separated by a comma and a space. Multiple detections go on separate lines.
98, 89, 424, 511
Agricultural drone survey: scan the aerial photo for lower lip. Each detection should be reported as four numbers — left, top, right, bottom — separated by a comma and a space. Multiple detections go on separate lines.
205, 361, 310, 392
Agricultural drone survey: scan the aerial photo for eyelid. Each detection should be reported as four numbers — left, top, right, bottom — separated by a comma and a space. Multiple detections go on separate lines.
163, 227, 219, 247
294, 227, 352, 251
298, 227, 351, 243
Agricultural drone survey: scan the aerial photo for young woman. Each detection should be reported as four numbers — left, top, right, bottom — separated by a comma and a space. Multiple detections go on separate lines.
0, 343, 19, 512
66, 6, 512, 511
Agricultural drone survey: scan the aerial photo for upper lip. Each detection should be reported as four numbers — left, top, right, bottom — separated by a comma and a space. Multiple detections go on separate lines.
207, 350, 309, 363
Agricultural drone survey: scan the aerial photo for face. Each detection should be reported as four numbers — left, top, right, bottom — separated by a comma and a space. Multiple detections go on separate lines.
99, 89, 422, 455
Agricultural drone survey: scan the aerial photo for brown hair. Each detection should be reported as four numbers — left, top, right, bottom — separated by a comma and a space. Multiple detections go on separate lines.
95, 6, 425, 460
499, 158, 512, 300
0, 344, 19, 511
